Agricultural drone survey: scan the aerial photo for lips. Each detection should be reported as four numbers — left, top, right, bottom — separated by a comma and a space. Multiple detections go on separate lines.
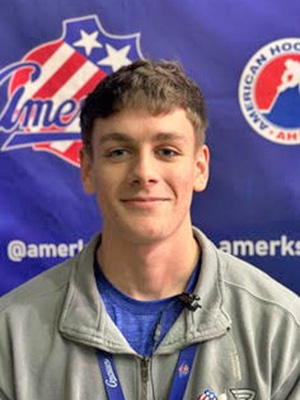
120, 197, 170, 209
121, 197, 168, 202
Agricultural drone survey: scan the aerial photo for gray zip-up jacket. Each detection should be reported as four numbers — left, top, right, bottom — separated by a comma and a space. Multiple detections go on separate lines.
0, 228, 299, 400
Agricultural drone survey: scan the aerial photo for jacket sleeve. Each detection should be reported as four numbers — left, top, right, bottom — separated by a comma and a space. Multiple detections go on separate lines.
270, 310, 300, 400
272, 366, 299, 400
0, 310, 15, 400
0, 389, 12, 400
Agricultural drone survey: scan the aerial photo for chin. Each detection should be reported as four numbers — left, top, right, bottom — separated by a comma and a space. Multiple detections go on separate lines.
119, 223, 170, 245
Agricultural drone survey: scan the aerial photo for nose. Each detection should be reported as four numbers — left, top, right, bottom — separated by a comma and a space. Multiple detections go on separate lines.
128, 151, 159, 187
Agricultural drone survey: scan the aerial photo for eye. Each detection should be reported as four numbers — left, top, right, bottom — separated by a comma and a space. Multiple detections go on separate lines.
105, 148, 130, 159
157, 148, 180, 158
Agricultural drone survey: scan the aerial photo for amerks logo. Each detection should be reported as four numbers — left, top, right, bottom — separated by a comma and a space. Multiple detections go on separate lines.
0, 15, 143, 166
239, 38, 300, 145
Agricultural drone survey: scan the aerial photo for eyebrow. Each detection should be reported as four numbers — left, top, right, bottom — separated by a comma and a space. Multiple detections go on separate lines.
152, 132, 187, 143
98, 133, 134, 146
97, 132, 187, 146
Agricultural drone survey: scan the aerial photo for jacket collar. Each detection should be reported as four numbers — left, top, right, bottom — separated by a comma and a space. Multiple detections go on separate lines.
59, 227, 231, 354
156, 228, 231, 354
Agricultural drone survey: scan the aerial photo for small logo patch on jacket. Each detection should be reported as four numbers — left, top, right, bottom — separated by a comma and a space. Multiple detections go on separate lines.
230, 389, 256, 400
196, 388, 218, 399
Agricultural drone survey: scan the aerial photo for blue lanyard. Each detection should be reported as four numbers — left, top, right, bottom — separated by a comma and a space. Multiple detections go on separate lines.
97, 344, 198, 400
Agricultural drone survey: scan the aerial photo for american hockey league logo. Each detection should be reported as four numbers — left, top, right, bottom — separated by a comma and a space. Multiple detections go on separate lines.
239, 38, 300, 145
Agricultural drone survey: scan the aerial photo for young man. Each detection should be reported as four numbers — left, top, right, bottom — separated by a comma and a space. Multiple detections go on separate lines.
0, 60, 299, 400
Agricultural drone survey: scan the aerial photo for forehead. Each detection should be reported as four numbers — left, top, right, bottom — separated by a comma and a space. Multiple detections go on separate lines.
91, 107, 196, 145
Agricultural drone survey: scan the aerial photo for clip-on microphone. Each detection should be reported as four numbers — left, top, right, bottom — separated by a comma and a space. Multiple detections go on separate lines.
178, 292, 201, 311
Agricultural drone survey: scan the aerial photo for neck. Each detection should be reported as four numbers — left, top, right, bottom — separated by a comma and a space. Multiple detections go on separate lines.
97, 226, 200, 301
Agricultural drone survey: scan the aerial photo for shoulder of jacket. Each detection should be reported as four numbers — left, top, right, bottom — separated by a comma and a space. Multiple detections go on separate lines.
0, 257, 75, 314
0, 233, 101, 314
218, 249, 300, 325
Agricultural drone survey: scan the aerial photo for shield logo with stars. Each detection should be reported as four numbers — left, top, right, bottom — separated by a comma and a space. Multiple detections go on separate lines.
0, 15, 144, 166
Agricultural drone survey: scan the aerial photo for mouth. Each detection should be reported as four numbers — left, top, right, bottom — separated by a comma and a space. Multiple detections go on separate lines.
121, 197, 169, 202
120, 197, 170, 208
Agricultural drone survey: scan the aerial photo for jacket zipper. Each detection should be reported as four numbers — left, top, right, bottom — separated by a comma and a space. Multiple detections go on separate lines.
141, 357, 150, 400
141, 317, 161, 399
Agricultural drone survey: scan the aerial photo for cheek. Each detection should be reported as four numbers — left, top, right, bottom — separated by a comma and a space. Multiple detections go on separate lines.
92, 171, 112, 205
92, 168, 124, 210
171, 169, 196, 202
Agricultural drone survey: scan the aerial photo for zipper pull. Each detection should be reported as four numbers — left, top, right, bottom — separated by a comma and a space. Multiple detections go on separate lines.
141, 357, 150, 400
141, 357, 149, 382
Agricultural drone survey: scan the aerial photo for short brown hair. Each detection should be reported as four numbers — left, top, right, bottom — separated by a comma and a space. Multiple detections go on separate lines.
80, 59, 208, 149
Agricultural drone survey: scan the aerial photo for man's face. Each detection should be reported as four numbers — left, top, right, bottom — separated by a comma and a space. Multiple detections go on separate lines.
81, 107, 209, 244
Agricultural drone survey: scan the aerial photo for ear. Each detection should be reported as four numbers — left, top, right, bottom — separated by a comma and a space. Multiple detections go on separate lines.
193, 144, 210, 192
80, 147, 95, 194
